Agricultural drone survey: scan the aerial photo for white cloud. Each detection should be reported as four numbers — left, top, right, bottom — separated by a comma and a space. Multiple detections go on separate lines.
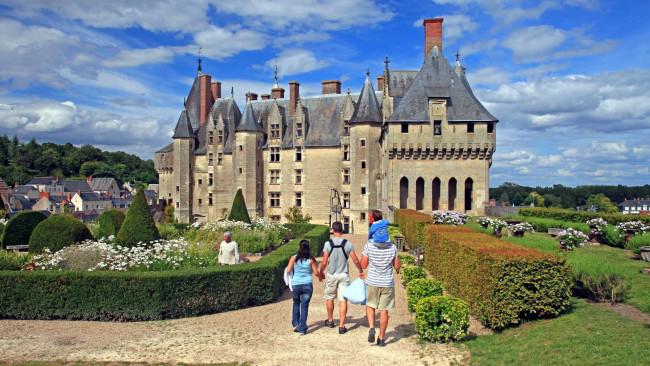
466, 67, 511, 86
414, 15, 477, 42
192, 26, 268, 59
104, 47, 177, 68
504, 25, 567, 63
261, 49, 330, 78
460, 39, 498, 57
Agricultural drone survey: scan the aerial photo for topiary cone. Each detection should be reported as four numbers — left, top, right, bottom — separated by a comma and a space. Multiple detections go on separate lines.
116, 189, 160, 247
227, 188, 251, 224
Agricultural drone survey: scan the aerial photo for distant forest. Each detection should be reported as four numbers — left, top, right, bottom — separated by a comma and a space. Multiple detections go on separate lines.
0, 135, 158, 186
490, 182, 650, 209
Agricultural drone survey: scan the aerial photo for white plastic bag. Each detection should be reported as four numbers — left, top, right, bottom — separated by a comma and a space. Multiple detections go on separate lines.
342, 278, 366, 305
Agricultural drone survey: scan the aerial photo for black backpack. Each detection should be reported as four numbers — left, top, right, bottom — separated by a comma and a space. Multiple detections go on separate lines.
327, 239, 349, 260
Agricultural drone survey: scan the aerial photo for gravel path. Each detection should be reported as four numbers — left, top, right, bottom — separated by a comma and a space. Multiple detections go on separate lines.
0, 234, 470, 365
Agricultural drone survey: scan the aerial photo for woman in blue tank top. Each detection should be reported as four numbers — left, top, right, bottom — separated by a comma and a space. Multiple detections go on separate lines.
286, 240, 323, 334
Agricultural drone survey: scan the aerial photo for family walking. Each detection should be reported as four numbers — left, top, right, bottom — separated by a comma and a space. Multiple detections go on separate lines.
285, 209, 401, 346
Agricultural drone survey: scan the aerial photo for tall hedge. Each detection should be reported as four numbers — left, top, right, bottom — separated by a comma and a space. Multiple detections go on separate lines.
1, 211, 47, 249
116, 190, 160, 247
519, 207, 650, 226
0, 225, 330, 321
28, 214, 94, 254
227, 188, 251, 224
394, 209, 434, 248
96, 209, 126, 238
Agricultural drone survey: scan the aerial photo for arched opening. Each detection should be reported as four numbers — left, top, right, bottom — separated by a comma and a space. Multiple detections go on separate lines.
400, 177, 409, 209
448, 178, 457, 211
416, 177, 424, 210
465, 178, 473, 211
432, 177, 441, 210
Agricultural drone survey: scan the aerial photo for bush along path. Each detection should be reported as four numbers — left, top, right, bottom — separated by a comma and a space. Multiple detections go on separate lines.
0, 234, 474, 366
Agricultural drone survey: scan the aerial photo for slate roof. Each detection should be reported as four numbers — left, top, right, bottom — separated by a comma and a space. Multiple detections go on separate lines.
388, 70, 418, 98
155, 143, 174, 154
184, 75, 203, 131
11, 185, 37, 195
210, 97, 241, 154
617, 199, 650, 208
386, 46, 498, 124
237, 100, 265, 132
27, 177, 54, 185
172, 108, 195, 139
349, 74, 382, 124
61, 180, 93, 193
77, 192, 107, 201
88, 178, 117, 192
10, 194, 34, 210
111, 197, 130, 207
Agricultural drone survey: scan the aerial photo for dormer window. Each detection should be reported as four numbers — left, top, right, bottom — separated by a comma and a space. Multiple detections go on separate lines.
271, 123, 280, 139
208, 131, 214, 144
343, 120, 350, 136
295, 147, 302, 161
296, 123, 303, 138
218, 130, 223, 143
343, 145, 350, 161
270, 147, 280, 162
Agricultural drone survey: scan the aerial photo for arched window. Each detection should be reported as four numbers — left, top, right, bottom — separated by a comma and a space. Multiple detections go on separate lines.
465, 178, 473, 211
400, 177, 409, 209
416, 177, 424, 210
432, 177, 441, 210
448, 178, 457, 211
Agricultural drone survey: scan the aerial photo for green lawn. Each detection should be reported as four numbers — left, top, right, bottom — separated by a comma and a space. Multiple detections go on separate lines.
463, 299, 650, 366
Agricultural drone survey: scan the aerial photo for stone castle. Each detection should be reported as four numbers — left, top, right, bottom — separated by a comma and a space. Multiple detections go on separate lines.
154, 18, 498, 232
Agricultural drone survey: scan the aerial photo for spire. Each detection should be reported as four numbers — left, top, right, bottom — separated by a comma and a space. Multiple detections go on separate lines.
197, 47, 202, 75
173, 108, 195, 138
231, 86, 234, 98
273, 61, 279, 88
454, 49, 462, 76
349, 68, 382, 124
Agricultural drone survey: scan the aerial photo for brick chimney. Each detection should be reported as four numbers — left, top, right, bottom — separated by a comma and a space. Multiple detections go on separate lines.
322, 80, 341, 94
87, 176, 92, 182
377, 76, 384, 90
67, 193, 71, 200
211, 81, 221, 100
39, 191, 50, 200
250, 92, 258, 101
289, 81, 300, 117
423, 18, 443, 59
199, 73, 213, 125
261, 94, 271, 100
272, 87, 285, 99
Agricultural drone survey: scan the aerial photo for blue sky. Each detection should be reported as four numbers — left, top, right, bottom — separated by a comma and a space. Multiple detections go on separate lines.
0, 0, 649, 188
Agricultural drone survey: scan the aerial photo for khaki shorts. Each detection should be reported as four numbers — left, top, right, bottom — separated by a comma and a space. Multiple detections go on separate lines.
366, 284, 395, 310
324, 272, 350, 301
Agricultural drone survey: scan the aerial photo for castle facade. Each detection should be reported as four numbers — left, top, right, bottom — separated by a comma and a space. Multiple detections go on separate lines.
154, 18, 498, 232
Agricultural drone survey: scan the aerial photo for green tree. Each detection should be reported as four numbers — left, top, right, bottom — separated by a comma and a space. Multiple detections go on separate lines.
512, 192, 524, 206
164, 206, 176, 223
116, 189, 160, 247
34, 148, 61, 175
79, 161, 103, 177
586, 193, 619, 213
284, 206, 312, 223
523, 192, 545, 207
227, 189, 251, 223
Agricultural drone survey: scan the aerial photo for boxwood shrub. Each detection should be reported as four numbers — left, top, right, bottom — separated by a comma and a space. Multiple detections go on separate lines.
415, 295, 470, 342
406, 278, 443, 312
28, 214, 94, 254
1, 211, 47, 249
96, 209, 125, 238
0, 225, 330, 321
401, 264, 427, 286
227, 188, 251, 224
394, 209, 434, 248
116, 190, 160, 247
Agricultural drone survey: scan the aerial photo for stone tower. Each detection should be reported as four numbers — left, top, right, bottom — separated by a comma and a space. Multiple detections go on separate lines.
233, 100, 264, 218
171, 107, 195, 223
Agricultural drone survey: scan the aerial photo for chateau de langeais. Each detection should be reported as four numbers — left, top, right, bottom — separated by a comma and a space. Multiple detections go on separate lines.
155, 18, 498, 232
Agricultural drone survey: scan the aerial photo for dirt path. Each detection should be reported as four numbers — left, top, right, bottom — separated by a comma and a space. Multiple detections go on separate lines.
0, 234, 471, 365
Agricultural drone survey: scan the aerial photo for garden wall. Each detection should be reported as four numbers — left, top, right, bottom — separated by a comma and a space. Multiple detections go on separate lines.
0, 225, 330, 321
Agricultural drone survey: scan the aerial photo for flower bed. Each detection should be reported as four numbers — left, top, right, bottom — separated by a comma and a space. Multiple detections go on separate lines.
557, 228, 589, 250
519, 207, 650, 226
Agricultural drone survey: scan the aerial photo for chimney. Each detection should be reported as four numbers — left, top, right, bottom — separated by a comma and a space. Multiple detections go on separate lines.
289, 81, 300, 117
322, 80, 341, 94
423, 18, 443, 59
249, 92, 258, 101
272, 87, 285, 99
212, 81, 221, 99
87, 176, 92, 182
461, 66, 466, 74
67, 193, 71, 200
39, 191, 50, 200
377, 76, 384, 90
199, 73, 213, 125
261, 94, 271, 100
77, 189, 81, 196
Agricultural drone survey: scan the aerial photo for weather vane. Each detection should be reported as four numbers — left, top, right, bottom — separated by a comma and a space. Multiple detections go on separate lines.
455, 49, 460, 62
366, 67, 371, 77
197, 46, 203, 73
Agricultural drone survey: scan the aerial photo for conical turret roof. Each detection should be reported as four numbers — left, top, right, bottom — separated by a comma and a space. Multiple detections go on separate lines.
172, 108, 195, 138
236, 100, 264, 132
350, 72, 382, 124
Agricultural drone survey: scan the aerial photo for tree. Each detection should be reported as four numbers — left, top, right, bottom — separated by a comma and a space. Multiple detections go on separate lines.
227, 189, 251, 223
34, 148, 61, 175
79, 161, 103, 177
585, 193, 619, 214
523, 192, 545, 207
498, 192, 509, 205
512, 192, 524, 206
164, 206, 176, 223
284, 206, 312, 223
28, 214, 94, 254
116, 189, 160, 247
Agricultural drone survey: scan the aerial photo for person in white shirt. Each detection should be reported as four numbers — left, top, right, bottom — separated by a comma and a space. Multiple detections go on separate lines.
218, 231, 240, 265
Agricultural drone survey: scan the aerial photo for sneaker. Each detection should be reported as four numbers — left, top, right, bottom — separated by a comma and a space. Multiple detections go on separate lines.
299, 332, 306, 335
339, 326, 348, 334
325, 319, 335, 328
368, 328, 375, 343
293, 326, 299, 332
377, 338, 386, 346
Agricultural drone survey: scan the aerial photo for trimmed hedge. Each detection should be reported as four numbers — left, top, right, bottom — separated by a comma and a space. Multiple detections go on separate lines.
1, 211, 47, 249
401, 265, 427, 285
406, 278, 443, 312
116, 190, 160, 247
228, 188, 251, 224
28, 214, 94, 254
415, 295, 470, 342
0, 225, 330, 321
519, 207, 650, 226
394, 209, 434, 248
283, 223, 317, 239
424, 225, 572, 329
96, 209, 125, 238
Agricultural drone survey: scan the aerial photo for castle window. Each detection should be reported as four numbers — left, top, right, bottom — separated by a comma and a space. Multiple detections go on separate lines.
208, 153, 213, 166
361, 161, 366, 169
360, 212, 366, 221
209, 193, 213, 205
176, 202, 179, 208
295, 147, 302, 161
271, 215, 281, 222
343, 145, 350, 161
401, 124, 408, 133
296, 123, 302, 138
271, 123, 280, 139
198, 179, 202, 185
360, 139, 366, 147
343, 192, 350, 208
270, 147, 280, 162
218, 153, 223, 165
270, 170, 280, 185
467, 123, 474, 133
487, 123, 494, 134
343, 169, 350, 184
198, 198, 202, 205
343, 120, 350, 136
209, 173, 213, 185
361, 187, 366, 195
296, 192, 302, 207
208, 131, 214, 144
239, 167, 243, 174
239, 145, 243, 151
176, 186, 179, 192
218, 130, 223, 143
434, 120, 442, 135
270, 192, 281, 208
295, 169, 302, 184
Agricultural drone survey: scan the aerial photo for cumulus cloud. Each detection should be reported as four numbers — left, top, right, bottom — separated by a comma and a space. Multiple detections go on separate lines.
414, 15, 478, 42
104, 47, 177, 68
260, 49, 330, 78
466, 67, 512, 86
192, 26, 268, 59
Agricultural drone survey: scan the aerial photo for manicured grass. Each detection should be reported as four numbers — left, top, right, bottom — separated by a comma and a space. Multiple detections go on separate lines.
463, 299, 650, 366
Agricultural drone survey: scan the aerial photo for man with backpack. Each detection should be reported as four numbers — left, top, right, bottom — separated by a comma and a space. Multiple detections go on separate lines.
319, 221, 364, 334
